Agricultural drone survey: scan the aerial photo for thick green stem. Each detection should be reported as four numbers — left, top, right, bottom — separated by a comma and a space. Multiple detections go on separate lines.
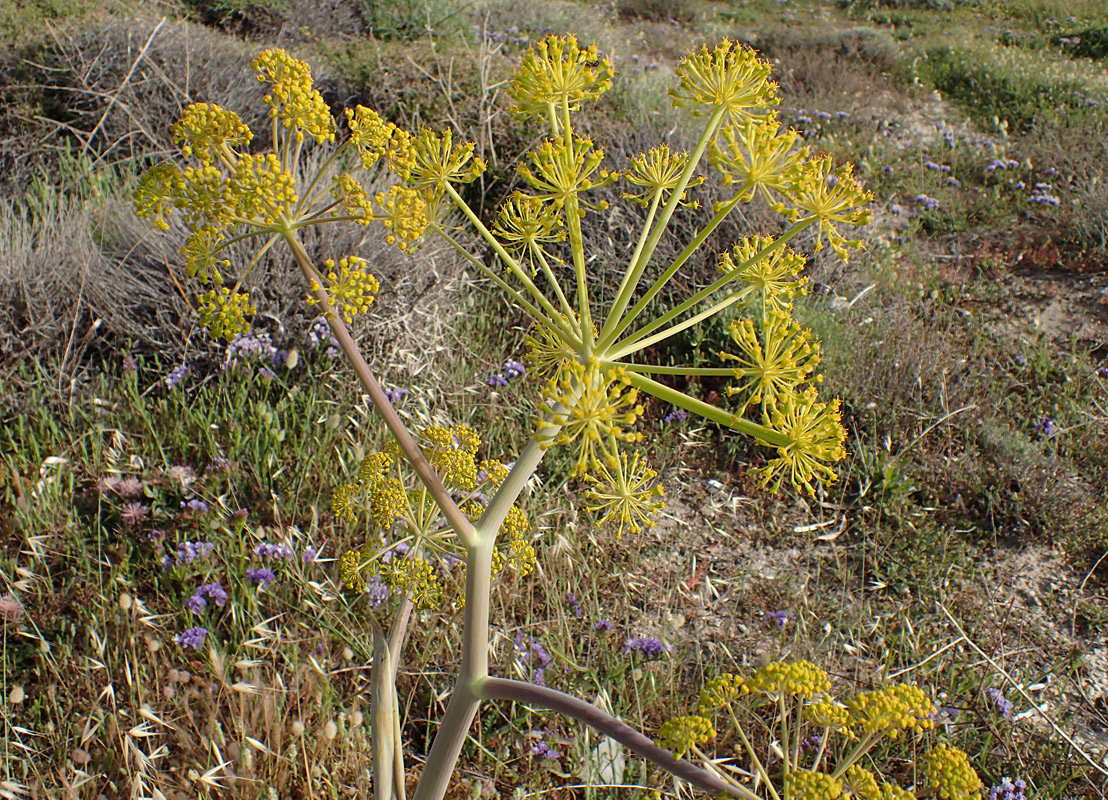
283, 231, 478, 548
372, 629, 396, 800
607, 290, 749, 360
479, 678, 759, 800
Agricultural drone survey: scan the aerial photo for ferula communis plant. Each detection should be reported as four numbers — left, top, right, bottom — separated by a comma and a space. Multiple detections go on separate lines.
128, 36, 983, 800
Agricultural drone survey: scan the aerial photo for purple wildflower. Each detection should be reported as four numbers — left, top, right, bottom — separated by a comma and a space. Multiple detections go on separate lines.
916, 194, 939, 211
662, 407, 687, 424
254, 542, 294, 561
504, 360, 527, 380
385, 387, 409, 404
566, 592, 582, 618
594, 619, 615, 632
986, 687, 1014, 718
486, 373, 509, 387
890, 203, 903, 215
197, 582, 228, 607
531, 737, 561, 759
122, 354, 137, 376
765, 609, 794, 629
184, 593, 207, 614
246, 567, 277, 588
302, 547, 317, 563
176, 626, 208, 649
1013, 355, 1027, 367
205, 457, 233, 473
623, 636, 667, 656
182, 499, 210, 514
257, 367, 276, 380
120, 502, 149, 527
165, 364, 191, 390
515, 632, 553, 685
172, 540, 216, 566
988, 778, 1027, 800
1033, 417, 1058, 438
366, 574, 391, 607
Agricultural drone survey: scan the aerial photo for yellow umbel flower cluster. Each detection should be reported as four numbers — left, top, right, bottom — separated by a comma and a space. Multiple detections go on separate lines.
492, 192, 566, 274
757, 388, 847, 496
711, 117, 803, 207
786, 769, 843, 800
581, 450, 665, 540
655, 715, 715, 758
252, 49, 335, 144
407, 127, 486, 195
748, 660, 831, 698
718, 235, 809, 313
804, 700, 856, 737
518, 134, 616, 210
378, 553, 443, 611
374, 185, 429, 251
197, 287, 256, 340
509, 34, 613, 120
538, 360, 645, 476
172, 102, 253, 165
307, 256, 380, 324
720, 310, 823, 413
669, 39, 776, 125
622, 144, 703, 207
183, 226, 230, 286
923, 744, 984, 800
697, 673, 747, 713
785, 154, 873, 260
842, 765, 881, 800
847, 684, 935, 738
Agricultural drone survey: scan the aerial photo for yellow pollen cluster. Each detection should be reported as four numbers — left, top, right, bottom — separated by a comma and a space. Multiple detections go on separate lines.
344, 105, 397, 168
172, 102, 253, 165
804, 700, 855, 736
177, 164, 234, 229
720, 310, 822, 412
922, 744, 983, 800
331, 482, 362, 523
307, 255, 380, 324
846, 684, 935, 738
785, 154, 873, 261
697, 673, 747, 713
756, 387, 847, 496
786, 770, 843, 800
878, 783, 917, 800
524, 316, 581, 379
339, 549, 366, 592
369, 477, 407, 528
655, 715, 715, 758
359, 451, 394, 483
197, 287, 256, 340
374, 185, 428, 251
842, 765, 880, 800
408, 127, 486, 195
229, 153, 299, 224
582, 450, 665, 540
183, 226, 230, 286
379, 554, 442, 610
538, 360, 645, 477
747, 660, 830, 698
492, 192, 566, 274
252, 49, 335, 144
509, 34, 613, 119
133, 164, 185, 231
710, 117, 804, 207
331, 173, 375, 224
718, 235, 809, 312
422, 424, 480, 491
669, 39, 777, 127
478, 459, 509, 489
518, 134, 616, 210
622, 144, 702, 207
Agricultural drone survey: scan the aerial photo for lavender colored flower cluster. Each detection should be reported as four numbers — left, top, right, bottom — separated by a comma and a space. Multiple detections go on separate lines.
165, 364, 191, 390
254, 542, 294, 561
307, 316, 340, 357
246, 567, 277, 588
182, 498, 210, 514
594, 619, 614, 632
515, 632, 552, 686
1033, 416, 1058, 438
176, 626, 208, 649
916, 194, 939, 211
184, 582, 229, 613
164, 540, 216, 568
662, 407, 687, 424
623, 636, 667, 656
365, 574, 391, 607
566, 592, 582, 618
222, 332, 287, 374
924, 161, 951, 173
988, 778, 1027, 800
367, 386, 410, 406
986, 687, 1014, 718
986, 158, 1021, 173
486, 359, 527, 387
765, 609, 794, 629
531, 732, 561, 759
1029, 183, 1061, 206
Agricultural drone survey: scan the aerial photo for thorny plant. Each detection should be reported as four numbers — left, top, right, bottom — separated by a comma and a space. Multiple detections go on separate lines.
133, 36, 982, 799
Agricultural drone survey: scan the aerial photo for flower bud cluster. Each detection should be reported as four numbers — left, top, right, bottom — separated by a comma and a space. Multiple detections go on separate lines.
923, 743, 984, 800
655, 715, 715, 758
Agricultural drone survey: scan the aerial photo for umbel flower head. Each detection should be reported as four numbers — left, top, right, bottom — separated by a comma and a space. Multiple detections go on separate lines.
669, 39, 777, 126
582, 450, 665, 539
509, 34, 613, 121
923, 743, 984, 800
622, 144, 703, 207
720, 309, 823, 412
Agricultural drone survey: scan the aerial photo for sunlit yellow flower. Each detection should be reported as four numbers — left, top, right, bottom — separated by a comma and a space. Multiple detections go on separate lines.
332, 482, 362, 522
176, 164, 234, 229
669, 39, 777, 128
196, 286, 255, 340
182, 226, 230, 286
525, 315, 582, 379
228, 153, 299, 224
307, 255, 380, 324
719, 309, 822, 412
698, 673, 747, 714
133, 163, 184, 231
379, 554, 442, 610
538, 359, 644, 476
786, 770, 843, 800
509, 34, 613, 120
359, 451, 394, 483
805, 700, 856, 738
252, 49, 335, 144
421, 424, 479, 491
710, 117, 805, 207
492, 192, 566, 274
748, 660, 830, 698
756, 387, 847, 496
923, 744, 983, 800
172, 102, 253, 165
622, 144, 702, 207
518, 134, 617, 210
331, 173, 375, 224
785, 153, 873, 261
655, 715, 715, 758
878, 784, 916, 800
374, 184, 428, 251
842, 765, 880, 800
407, 127, 486, 196
478, 459, 510, 489
582, 450, 665, 539
718, 235, 809, 313
847, 684, 935, 739
339, 549, 367, 592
